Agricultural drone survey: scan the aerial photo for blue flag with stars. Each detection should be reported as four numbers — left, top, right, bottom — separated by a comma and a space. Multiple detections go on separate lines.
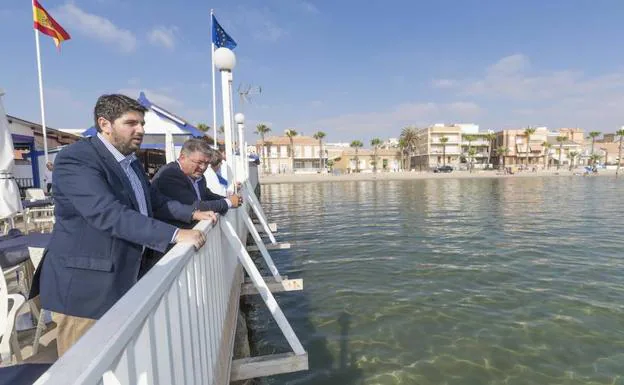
212, 15, 237, 49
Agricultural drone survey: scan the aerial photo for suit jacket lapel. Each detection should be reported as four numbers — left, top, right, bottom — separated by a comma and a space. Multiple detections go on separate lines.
198, 176, 211, 200
90, 136, 141, 212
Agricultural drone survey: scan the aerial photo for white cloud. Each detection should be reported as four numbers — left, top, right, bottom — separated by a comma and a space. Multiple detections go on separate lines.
306, 101, 483, 138
271, 0, 319, 14
487, 53, 530, 76
298, 1, 320, 14
236, 7, 286, 42
54, 3, 137, 53
434, 54, 624, 131
450, 54, 608, 101
448, 102, 482, 115
431, 79, 456, 89
148, 26, 178, 50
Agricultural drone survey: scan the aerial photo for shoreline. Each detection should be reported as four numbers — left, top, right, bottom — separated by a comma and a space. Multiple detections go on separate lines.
258, 169, 619, 184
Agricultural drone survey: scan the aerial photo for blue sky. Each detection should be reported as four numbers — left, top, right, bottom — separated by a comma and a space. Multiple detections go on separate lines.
2, 0, 624, 143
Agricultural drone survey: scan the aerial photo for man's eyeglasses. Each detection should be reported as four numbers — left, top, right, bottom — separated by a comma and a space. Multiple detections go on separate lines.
190, 159, 210, 167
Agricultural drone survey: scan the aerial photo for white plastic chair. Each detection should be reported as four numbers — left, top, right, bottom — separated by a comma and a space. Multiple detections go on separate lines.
25, 207, 55, 234
28, 247, 47, 356
0, 265, 26, 364
24, 189, 46, 202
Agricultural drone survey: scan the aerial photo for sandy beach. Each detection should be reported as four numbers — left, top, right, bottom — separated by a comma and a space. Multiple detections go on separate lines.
259, 168, 619, 184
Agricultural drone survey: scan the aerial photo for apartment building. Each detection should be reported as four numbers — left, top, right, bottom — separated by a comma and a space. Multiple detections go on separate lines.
492, 127, 585, 168
411, 124, 494, 169
589, 133, 622, 165
255, 135, 327, 174
492, 127, 548, 167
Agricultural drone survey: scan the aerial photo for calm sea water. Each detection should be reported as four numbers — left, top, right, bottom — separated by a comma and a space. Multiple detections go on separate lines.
247, 176, 624, 385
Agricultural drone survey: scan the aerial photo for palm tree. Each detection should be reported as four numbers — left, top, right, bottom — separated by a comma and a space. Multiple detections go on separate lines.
265, 141, 273, 174
439, 136, 449, 166
398, 138, 407, 171
467, 148, 477, 173
285, 129, 298, 173
542, 141, 552, 169
350, 140, 363, 172
568, 151, 579, 171
326, 159, 335, 172
616, 129, 624, 177
463, 134, 476, 171
556, 135, 566, 170
254, 124, 271, 174
196, 123, 210, 132
400, 127, 418, 170
496, 147, 510, 170
590, 153, 602, 167
370, 138, 382, 172
524, 126, 536, 166
313, 131, 326, 172
485, 132, 497, 169
588, 131, 601, 159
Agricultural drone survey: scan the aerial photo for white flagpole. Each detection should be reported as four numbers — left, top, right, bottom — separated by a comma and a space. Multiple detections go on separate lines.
33, 1, 49, 165
211, 9, 218, 148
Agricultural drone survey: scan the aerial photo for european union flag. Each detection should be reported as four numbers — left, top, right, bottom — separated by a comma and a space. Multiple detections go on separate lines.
212, 15, 237, 49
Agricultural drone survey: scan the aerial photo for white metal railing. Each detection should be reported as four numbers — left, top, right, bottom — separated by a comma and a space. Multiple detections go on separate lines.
34, 215, 243, 385
31, 158, 307, 383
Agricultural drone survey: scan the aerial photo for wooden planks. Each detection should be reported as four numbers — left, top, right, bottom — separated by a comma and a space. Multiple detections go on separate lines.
240, 278, 303, 296
230, 353, 308, 382
246, 242, 290, 252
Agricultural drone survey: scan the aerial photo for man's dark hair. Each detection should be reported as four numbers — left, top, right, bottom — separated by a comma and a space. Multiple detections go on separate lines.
94, 94, 147, 132
208, 149, 223, 167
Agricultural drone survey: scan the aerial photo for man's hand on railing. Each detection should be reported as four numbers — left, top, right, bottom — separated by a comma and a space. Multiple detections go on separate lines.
228, 194, 242, 208
175, 229, 206, 249
192, 210, 217, 223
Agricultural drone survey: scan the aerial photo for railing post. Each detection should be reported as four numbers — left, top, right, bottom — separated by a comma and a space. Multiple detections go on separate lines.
243, 182, 277, 244
221, 219, 305, 355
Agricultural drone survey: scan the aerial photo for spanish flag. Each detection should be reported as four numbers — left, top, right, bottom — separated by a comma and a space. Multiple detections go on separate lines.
33, 0, 70, 48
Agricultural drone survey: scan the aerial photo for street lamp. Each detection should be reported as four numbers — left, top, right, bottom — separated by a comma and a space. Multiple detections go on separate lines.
234, 112, 247, 180
214, 47, 236, 188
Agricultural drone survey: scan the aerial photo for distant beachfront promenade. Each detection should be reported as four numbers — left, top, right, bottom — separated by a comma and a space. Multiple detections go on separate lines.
259, 168, 618, 184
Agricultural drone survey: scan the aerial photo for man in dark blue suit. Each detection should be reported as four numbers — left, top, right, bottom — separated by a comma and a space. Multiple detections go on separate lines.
151, 139, 241, 225
30, 94, 217, 357
142, 139, 241, 275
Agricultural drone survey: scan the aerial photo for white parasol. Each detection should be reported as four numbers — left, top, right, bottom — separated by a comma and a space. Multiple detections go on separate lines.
0, 90, 23, 226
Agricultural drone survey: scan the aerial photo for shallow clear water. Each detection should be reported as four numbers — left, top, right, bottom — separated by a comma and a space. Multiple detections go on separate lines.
247, 176, 624, 385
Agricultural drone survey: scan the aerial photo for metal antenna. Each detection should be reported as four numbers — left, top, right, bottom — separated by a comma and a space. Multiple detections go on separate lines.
237, 83, 262, 114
